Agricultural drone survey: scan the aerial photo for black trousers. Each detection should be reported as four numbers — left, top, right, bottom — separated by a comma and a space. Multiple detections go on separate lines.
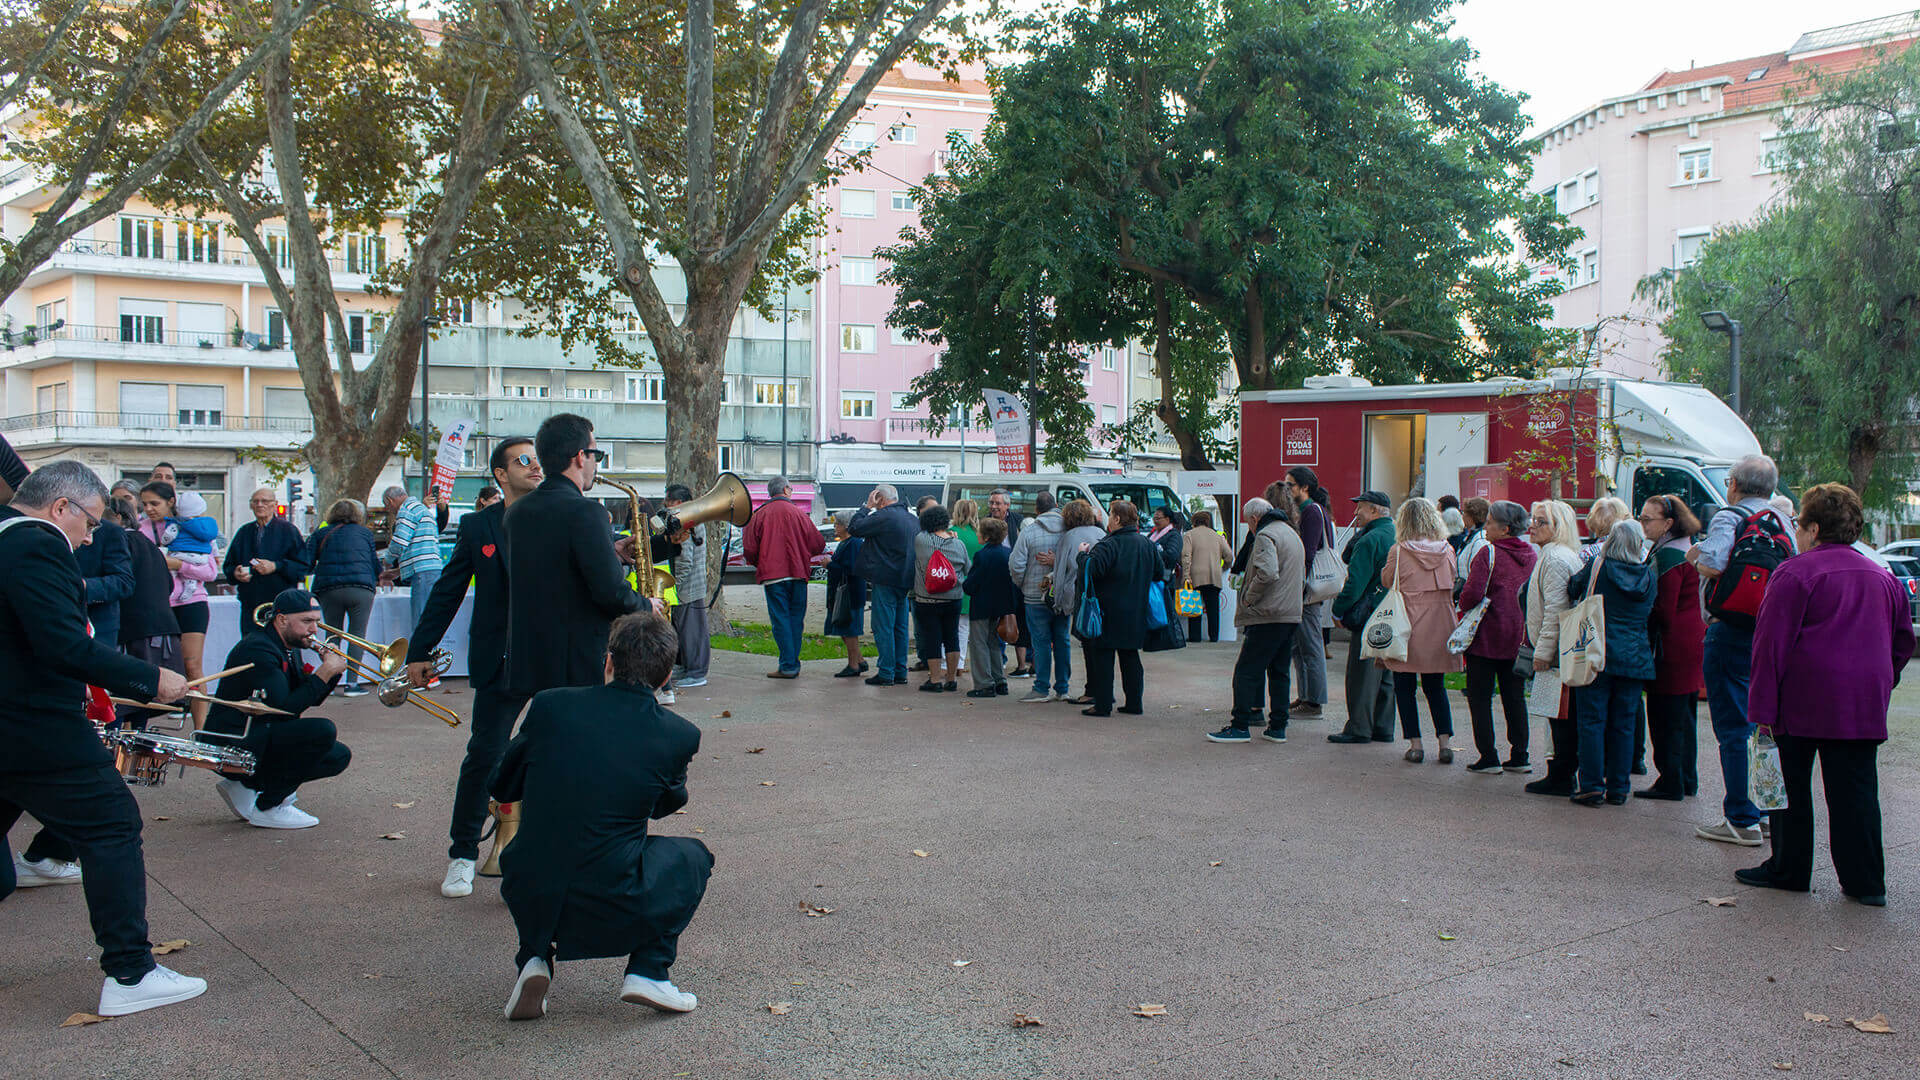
1186, 585, 1222, 643
221, 715, 351, 810
1231, 622, 1296, 730
1084, 645, 1142, 712
0, 765, 156, 980
1394, 671, 1452, 739
1646, 692, 1700, 796
1464, 653, 1528, 763
1540, 705, 1581, 791
450, 688, 529, 861
515, 835, 715, 980
1765, 734, 1883, 896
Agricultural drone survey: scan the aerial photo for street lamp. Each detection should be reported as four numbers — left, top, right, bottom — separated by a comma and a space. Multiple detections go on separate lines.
1699, 310, 1742, 414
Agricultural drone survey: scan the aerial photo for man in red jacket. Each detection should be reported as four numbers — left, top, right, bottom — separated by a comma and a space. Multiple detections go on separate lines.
741, 477, 824, 678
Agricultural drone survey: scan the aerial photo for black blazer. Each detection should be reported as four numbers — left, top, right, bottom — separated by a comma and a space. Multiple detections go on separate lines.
0, 508, 161, 773
120, 527, 181, 642
504, 476, 641, 695
224, 517, 309, 616
491, 679, 701, 960
1082, 527, 1167, 650
407, 501, 508, 690
75, 520, 135, 645
205, 626, 342, 737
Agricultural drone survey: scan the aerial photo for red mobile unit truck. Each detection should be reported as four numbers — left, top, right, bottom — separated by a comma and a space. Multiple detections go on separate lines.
1240, 371, 1764, 523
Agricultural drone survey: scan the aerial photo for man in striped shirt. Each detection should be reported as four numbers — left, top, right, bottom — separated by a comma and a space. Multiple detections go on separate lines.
383, 485, 446, 635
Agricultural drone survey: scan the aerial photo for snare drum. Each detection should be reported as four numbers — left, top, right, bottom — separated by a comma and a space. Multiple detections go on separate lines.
103, 728, 258, 787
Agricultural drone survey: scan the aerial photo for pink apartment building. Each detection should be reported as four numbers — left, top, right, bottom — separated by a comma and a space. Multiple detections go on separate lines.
810, 64, 1137, 489
1531, 12, 1918, 378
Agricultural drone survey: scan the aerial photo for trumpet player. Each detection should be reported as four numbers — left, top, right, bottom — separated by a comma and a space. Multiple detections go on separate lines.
0, 462, 199, 1018
406, 436, 538, 899
202, 589, 351, 830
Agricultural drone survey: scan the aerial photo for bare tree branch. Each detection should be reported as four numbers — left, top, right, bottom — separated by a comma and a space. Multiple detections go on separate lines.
565, 0, 668, 227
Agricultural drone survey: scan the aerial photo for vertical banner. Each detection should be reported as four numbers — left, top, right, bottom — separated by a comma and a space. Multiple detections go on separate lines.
431, 418, 477, 500
984, 388, 1030, 473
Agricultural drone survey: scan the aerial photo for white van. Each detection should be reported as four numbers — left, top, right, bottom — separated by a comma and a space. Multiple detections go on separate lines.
942, 473, 1183, 521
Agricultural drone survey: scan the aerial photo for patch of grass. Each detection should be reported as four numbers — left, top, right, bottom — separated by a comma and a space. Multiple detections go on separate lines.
712, 622, 848, 662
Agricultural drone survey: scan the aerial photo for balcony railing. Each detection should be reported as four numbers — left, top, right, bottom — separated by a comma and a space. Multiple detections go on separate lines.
1, 322, 387, 354
53, 236, 362, 275
886, 416, 978, 436
0, 410, 314, 435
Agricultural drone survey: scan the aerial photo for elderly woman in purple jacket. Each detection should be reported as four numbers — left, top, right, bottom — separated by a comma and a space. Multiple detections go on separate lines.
1739, 484, 1913, 905
1456, 500, 1539, 774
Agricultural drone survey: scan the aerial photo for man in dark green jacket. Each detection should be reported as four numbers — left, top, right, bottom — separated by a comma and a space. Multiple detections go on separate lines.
1328, 492, 1397, 744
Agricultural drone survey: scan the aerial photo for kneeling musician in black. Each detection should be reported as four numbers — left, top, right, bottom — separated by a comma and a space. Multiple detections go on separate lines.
202, 588, 350, 830
495, 611, 713, 1020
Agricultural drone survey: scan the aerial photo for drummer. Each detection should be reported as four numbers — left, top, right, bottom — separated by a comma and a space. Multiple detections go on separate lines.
201, 588, 350, 829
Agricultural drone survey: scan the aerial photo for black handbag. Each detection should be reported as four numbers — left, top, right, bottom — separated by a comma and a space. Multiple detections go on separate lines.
1144, 587, 1188, 653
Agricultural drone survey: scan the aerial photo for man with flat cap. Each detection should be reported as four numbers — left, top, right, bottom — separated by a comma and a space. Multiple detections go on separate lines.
202, 588, 350, 829
1328, 490, 1398, 745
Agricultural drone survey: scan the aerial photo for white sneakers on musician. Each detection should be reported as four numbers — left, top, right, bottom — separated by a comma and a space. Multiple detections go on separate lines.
97, 965, 208, 1016
244, 799, 319, 830
505, 957, 551, 1021
441, 858, 477, 898
11, 853, 83, 887
214, 778, 255, 822
659, 687, 677, 705
620, 974, 697, 1013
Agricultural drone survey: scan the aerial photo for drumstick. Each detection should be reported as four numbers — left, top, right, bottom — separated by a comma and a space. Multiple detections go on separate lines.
185, 663, 253, 689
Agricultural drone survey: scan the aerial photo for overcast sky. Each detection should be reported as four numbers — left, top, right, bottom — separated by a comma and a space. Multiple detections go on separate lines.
1449, 1, 1918, 134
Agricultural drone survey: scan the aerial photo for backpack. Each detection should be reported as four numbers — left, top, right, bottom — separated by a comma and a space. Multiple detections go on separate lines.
1703, 507, 1793, 628
924, 547, 959, 594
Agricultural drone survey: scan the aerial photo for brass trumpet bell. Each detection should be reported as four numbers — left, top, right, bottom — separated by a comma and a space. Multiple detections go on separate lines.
670, 471, 756, 530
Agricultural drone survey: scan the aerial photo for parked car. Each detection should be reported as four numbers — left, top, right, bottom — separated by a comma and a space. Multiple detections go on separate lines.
1878, 538, 1920, 561
1884, 554, 1920, 626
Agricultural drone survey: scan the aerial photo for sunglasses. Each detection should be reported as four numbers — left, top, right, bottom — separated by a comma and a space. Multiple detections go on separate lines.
511, 453, 535, 467
582, 448, 608, 465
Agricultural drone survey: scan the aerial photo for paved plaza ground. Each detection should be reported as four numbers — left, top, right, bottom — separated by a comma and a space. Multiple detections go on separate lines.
4, 634, 1917, 1079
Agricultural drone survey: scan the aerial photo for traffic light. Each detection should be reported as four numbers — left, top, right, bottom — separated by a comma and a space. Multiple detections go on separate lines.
288, 477, 303, 502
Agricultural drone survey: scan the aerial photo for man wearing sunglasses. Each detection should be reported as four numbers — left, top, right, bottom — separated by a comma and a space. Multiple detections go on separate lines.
408, 437, 541, 898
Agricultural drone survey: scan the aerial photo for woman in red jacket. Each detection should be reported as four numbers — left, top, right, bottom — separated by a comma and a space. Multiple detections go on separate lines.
1637, 495, 1706, 801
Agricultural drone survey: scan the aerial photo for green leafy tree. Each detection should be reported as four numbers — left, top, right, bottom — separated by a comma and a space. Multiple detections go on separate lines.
1644, 47, 1920, 504
884, 0, 1570, 470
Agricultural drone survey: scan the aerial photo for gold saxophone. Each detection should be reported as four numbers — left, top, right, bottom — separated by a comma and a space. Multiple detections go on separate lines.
593, 475, 674, 600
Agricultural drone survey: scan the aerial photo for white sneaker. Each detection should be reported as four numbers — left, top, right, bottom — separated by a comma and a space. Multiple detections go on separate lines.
340, 684, 370, 698
1019, 690, 1053, 704
214, 778, 255, 822
505, 957, 551, 1020
11, 854, 83, 887
1695, 819, 1763, 847
98, 964, 208, 1016
619, 973, 697, 1013
659, 688, 677, 705
245, 799, 319, 830
677, 678, 708, 689
441, 858, 477, 898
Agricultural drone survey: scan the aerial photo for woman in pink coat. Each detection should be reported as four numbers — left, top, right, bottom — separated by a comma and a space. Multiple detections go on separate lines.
1380, 497, 1462, 763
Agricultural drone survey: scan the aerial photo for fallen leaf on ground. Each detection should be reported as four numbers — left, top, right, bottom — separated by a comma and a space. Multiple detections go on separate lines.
713, 711, 731, 719
765, 1002, 792, 1015
693, 828, 704, 833
362, 973, 383, 979
1208, 861, 1223, 867
152, 940, 190, 955
747, 747, 766, 754
1011, 1013, 1044, 1027
1773, 1064, 1794, 1071
152, 816, 170, 821
1845, 1014, 1894, 1034
911, 849, 930, 858
718, 728, 727, 732
1437, 933, 1457, 941
952, 960, 972, 967
392, 801, 415, 809
379, 832, 404, 840
1804, 1013, 1830, 1023
1701, 896, 1737, 907
1831, 945, 1850, 952
1132, 1004, 1168, 1017
759, 781, 776, 787
901, 706, 912, 712
799, 903, 835, 917
673, 809, 688, 814
59, 1012, 110, 1027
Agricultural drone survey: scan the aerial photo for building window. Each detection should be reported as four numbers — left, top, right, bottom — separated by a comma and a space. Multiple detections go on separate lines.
177, 384, 225, 427
752, 378, 802, 405
119, 216, 166, 259
840, 121, 876, 151
1580, 248, 1600, 285
438, 297, 474, 324
609, 299, 644, 333
889, 123, 917, 144
1677, 146, 1713, 183
35, 299, 67, 328
840, 324, 876, 353
890, 190, 918, 213
345, 233, 387, 274
564, 384, 613, 401
890, 323, 918, 346
841, 189, 876, 218
120, 382, 169, 424
264, 231, 292, 269
625, 373, 664, 402
719, 377, 732, 404
265, 309, 287, 347
118, 299, 166, 344
1674, 230, 1711, 268
347, 313, 385, 353
840, 392, 875, 419
890, 392, 915, 412
1581, 171, 1599, 204
503, 383, 550, 399
1101, 404, 1117, 425
1103, 347, 1118, 372
842, 256, 877, 286
35, 382, 68, 413
717, 444, 734, 471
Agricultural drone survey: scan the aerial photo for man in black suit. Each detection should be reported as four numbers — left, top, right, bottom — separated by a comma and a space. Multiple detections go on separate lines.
1079, 501, 1166, 716
504, 414, 646, 698
0, 461, 199, 1017
405, 436, 541, 898
494, 611, 712, 1020
224, 487, 309, 634
76, 514, 135, 646
203, 589, 350, 830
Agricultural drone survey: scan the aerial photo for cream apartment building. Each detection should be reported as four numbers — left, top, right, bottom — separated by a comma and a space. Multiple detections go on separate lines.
1531, 12, 1918, 377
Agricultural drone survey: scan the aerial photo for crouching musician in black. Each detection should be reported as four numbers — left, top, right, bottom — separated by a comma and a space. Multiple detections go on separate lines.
202, 588, 350, 830
495, 611, 713, 1021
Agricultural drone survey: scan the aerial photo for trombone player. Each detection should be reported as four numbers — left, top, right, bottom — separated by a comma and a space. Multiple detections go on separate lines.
202, 588, 350, 829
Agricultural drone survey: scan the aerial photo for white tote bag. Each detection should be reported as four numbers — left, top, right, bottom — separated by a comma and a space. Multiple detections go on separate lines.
1447, 545, 1496, 655
1556, 564, 1607, 688
1360, 551, 1411, 664
1304, 514, 1347, 604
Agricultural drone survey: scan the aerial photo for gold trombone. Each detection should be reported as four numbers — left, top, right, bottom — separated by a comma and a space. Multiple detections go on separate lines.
251, 603, 462, 727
